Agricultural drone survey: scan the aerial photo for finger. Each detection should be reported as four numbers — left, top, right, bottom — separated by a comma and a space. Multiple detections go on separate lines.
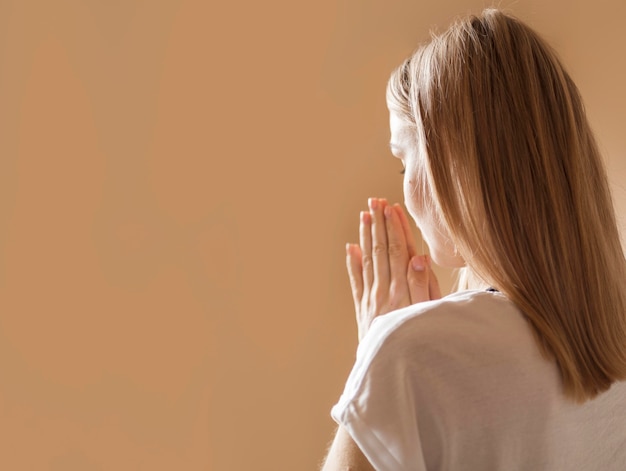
346, 243, 364, 312
394, 204, 418, 259
359, 210, 373, 296
407, 255, 430, 303
426, 255, 442, 300
369, 197, 390, 290
384, 204, 410, 300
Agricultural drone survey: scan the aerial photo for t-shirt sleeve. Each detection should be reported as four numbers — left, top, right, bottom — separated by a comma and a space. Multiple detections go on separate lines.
330, 309, 431, 471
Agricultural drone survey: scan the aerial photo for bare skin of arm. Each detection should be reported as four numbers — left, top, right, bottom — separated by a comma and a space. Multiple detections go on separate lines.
321, 426, 376, 471
322, 198, 441, 470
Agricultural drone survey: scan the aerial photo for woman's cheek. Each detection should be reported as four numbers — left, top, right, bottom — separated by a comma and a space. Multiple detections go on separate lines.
403, 179, 423, 225
403, 201, 425, 237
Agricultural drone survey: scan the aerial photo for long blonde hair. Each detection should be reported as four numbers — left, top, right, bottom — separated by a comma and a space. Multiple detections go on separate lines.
387, 8, 626, 404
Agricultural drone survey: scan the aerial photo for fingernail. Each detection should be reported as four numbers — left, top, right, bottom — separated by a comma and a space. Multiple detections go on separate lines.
411, 256, 425, 271
361, 211, 370, 224
384, 206, 392, 218
369, 198, 378, 210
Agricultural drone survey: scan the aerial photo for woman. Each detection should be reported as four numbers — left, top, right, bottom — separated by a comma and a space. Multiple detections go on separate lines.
322, 9, 626, 471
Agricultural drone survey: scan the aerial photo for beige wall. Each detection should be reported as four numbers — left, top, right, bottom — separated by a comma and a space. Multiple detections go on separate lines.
0, 0, 623, 469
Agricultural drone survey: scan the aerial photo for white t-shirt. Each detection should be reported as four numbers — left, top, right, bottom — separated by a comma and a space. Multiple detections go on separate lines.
331, 289, 626, 470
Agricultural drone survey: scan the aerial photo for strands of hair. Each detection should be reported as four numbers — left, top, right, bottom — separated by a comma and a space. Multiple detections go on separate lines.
386, 8, 626, 404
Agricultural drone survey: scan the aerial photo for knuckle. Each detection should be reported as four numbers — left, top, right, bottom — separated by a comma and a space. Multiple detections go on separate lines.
361, 253, 373, 267
409, 272, 428, 286
372, 243, 387, 255
387, 242, 404, 258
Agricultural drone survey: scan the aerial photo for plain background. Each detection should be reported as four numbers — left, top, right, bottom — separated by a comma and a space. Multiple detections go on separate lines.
0, 0, 624, 469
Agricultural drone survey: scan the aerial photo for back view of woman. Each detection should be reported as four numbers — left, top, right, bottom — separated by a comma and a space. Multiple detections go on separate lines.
322, 8, 626, 471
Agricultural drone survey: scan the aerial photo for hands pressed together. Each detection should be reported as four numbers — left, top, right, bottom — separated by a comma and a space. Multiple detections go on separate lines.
346, 197, 441, 342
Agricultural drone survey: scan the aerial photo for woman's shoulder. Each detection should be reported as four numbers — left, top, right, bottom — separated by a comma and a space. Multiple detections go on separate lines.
359, 289, 544, 378
336, 289, 568, 445
365, 289, 524, 346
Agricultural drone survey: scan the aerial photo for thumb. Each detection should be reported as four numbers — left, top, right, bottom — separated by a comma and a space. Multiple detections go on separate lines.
407, 255, 430, 303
